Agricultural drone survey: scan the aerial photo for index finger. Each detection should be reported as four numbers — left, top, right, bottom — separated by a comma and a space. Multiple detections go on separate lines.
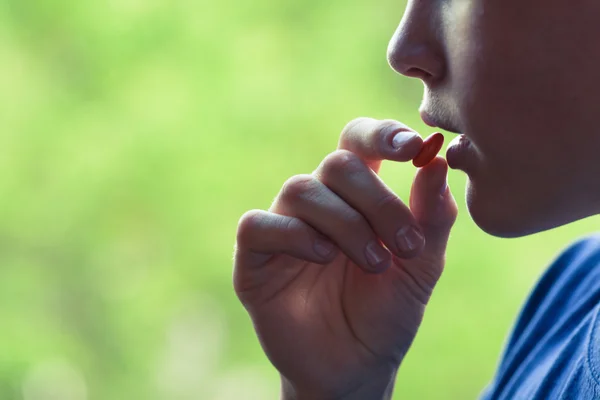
337, 117, 423, 174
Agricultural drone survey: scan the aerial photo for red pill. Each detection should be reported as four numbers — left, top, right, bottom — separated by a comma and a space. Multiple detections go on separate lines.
412, 132, 444, 167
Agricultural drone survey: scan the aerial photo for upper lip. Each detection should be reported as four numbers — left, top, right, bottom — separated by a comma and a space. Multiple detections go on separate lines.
419, 109, 461, 134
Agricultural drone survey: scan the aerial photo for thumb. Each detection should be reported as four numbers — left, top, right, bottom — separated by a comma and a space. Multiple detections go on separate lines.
409, 156, 458, 257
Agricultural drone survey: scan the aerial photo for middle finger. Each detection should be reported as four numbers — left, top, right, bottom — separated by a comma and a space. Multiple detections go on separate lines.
314, 149, 425, 258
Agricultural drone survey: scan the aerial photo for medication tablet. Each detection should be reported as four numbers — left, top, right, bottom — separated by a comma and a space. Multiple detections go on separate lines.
413, 132, 444, 168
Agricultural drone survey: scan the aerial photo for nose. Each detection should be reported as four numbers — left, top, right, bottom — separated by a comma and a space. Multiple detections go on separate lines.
387, 1, 445, 83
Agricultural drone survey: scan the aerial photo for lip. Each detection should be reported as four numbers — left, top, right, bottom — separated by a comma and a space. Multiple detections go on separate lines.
419, 109, 461, 134
446, 135, 473, 170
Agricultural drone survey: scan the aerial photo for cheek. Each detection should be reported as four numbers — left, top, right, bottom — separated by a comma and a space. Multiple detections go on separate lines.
451, 0, 600, 154
445, 0, 600, 237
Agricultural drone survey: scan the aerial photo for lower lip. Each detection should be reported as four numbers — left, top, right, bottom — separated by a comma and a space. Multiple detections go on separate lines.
446, 135, 474, 169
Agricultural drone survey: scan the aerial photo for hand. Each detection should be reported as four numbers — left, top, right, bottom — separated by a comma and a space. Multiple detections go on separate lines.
233, 118, 458, 399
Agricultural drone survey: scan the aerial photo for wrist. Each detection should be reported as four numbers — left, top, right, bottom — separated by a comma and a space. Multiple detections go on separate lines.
280, 368, 398, 400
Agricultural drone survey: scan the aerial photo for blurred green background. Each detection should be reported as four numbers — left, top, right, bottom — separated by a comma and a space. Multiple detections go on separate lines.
1, 0, 599, 399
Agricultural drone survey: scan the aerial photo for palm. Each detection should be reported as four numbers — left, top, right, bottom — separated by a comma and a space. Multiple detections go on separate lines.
242, 249, 439, 392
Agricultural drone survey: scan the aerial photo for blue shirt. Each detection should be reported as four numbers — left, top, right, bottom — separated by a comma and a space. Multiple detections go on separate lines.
479, 234, 600, 399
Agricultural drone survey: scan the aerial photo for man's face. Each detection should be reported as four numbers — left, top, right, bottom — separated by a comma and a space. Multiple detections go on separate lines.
387, 0, 600, 237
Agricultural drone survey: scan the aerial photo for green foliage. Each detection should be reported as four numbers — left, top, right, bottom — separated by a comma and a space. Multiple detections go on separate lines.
0, 0, 598, 399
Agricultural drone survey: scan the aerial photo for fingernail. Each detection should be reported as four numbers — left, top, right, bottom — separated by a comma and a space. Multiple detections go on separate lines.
365, 240, 390, 270
314, 238, 334, 258
396, 226, 424, 253
392, 130, 415, 149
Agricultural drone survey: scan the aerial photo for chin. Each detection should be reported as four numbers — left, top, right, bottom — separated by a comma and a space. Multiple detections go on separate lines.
464, 180, 556, 239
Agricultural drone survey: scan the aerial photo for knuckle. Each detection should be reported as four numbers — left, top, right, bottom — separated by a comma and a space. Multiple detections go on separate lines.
278, 215, 301, 233
377, 119, 402, 137
237, 209, 266, 242
281, 174, 318, 201
380, 118, 406, 131
340, 117, 369, 139
373, 192, 403, 213
320, 150, 364, 177
339, 208, 365, 230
